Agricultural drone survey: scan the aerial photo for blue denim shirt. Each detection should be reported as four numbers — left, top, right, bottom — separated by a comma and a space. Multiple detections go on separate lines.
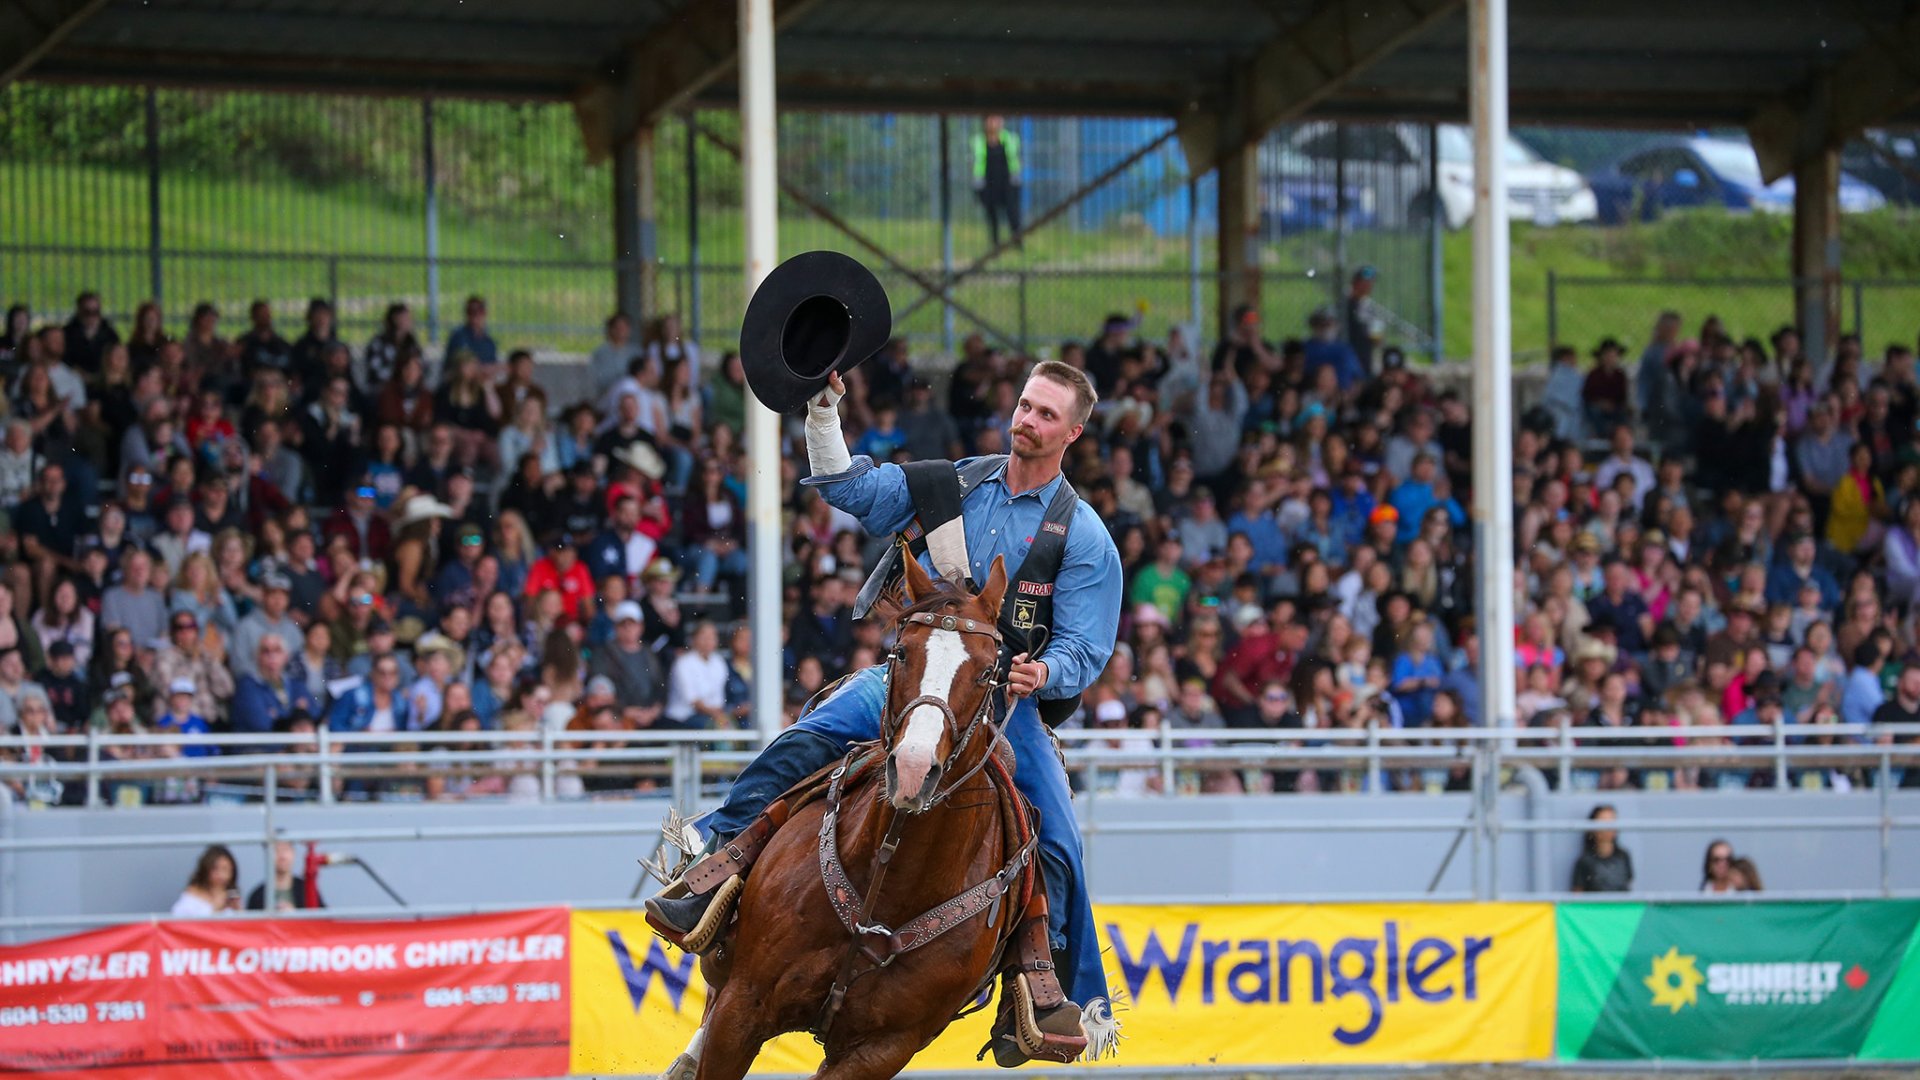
802, 455, 1122, 700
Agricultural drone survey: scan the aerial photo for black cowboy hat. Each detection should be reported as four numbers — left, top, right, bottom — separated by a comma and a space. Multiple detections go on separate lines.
738, 250, 893, 414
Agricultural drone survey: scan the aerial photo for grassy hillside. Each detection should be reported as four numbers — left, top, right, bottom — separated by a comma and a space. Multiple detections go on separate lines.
8, 160, 1920, 359
1444, 208, 1920, 362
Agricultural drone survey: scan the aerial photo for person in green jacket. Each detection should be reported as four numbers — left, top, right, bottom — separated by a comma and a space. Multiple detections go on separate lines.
971, 115, 1024, 248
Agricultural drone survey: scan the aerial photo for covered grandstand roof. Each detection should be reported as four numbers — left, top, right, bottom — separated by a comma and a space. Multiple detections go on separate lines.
5, 0, 1919, 174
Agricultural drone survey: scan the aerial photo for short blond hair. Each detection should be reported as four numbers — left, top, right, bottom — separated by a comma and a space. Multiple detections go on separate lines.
1029, 360, 1097, 426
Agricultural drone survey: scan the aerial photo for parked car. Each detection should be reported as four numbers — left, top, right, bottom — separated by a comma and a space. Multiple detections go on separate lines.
1258, 145, 1376, 233
1589, 136, 1887, 224
1280, 122, 1597, 229
1841, 130, 1920, 206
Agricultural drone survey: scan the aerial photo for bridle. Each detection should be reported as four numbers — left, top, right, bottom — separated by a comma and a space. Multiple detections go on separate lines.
879, 608, 1009, 811
815, 603, 1038, 1043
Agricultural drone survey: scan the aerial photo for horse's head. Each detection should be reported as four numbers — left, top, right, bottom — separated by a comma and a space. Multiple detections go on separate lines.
882, 550, 1009, 813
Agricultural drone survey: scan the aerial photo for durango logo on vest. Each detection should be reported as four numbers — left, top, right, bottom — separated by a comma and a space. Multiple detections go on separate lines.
1016, 582, 1053, 596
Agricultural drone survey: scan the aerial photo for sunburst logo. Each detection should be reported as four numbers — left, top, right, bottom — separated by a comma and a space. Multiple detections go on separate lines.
1644, 946, 1706, 1013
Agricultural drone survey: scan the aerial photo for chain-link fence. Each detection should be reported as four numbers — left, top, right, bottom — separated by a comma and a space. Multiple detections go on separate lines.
19, 83, 1917, 364
1548, 275, 1920, 359
1, 83, 1452, 358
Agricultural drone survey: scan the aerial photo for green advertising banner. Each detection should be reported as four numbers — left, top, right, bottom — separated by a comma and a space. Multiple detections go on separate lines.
1558, 901, 1920, 1061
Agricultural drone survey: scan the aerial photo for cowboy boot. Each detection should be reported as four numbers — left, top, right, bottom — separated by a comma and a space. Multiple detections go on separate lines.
645, 877, 744, 955
983, 909, 1089, 1067
645, 812, 779, 953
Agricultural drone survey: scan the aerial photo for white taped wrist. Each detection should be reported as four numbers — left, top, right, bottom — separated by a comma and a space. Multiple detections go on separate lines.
806, 403, 851, 476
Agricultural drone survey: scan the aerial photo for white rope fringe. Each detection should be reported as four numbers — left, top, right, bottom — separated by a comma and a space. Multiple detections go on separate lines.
1078, 997, 1122, 1061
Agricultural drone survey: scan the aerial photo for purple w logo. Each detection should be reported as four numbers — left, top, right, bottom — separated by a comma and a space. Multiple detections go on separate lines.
609, 930, 698, 1012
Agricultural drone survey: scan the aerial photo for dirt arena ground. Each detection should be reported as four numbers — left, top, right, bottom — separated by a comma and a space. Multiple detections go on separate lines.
936, 1060, 1912, 1068
572, 1060, 1920, 1068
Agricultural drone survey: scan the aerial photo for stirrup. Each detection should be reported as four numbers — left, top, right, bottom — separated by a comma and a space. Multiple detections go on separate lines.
984, 973, 1087, 1067
646, 876, 743, 954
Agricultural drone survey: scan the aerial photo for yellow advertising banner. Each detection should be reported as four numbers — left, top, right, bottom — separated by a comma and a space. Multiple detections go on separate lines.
570, 902, 1556, 1074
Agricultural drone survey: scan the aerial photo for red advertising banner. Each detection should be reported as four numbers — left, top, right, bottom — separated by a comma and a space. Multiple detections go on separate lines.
0, 908, 570, 1078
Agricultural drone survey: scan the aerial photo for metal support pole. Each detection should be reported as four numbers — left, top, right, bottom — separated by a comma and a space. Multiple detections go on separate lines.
1880, 751, 1893, 896
687, 116, 702, 345
1773, 722, 1789, 790
539, 724, 555, 801
1468, 752, 1484, 900
1483, 744, 1500, 899
1793, 149, 1841, 360
614, 125, 657, 324
84, 731, 100, 808
1471, 0, 1518, 734
262, 766, 277, 902
1365, 724, 1382, 793
1546, 270, 1558, 352
1428, 123, 1444, 362
1158, 724, 1175, 796
326, 257, 339, 317
1557, 725, 1572, 791
144, 86, 162, 303
1187, 174, 1203, 334
317, 727, 334, 805
423, 98, 441, 346
741, 0, 783, 745
1853, 280, 1865, 340
939, 114, 955, 354
1333, 123, 1349, 306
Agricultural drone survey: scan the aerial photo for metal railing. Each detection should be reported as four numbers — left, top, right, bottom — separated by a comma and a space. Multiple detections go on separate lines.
0, 722, 1914, 934
0, 722, 1914, 810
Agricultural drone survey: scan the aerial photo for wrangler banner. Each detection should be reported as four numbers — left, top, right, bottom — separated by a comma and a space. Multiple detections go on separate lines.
570, 902, 1556, 1072
1557, 900, 1920, 1061
0, 908, 571, 1078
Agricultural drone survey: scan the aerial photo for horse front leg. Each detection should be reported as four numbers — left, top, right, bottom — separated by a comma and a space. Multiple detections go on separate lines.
662, 1022, 706, 1080
691, 986, 776, 1080
811, 1034, 925, 1080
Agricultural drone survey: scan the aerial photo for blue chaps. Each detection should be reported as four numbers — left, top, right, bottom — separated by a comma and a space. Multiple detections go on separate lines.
697, 664, 1108, 1005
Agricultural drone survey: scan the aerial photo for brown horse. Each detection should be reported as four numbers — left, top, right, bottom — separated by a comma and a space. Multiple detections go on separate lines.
668, 553, 1039, 1080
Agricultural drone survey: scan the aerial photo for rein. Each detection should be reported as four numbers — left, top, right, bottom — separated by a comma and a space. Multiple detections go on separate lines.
813, 606, 1034, 1042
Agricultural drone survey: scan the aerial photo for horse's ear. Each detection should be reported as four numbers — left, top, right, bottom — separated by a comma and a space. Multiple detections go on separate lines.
900, 540, 936, 602
977, 555, 1008, 619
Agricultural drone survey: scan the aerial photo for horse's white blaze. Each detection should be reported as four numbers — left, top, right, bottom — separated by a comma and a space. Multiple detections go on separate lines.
891, 627, 966, 803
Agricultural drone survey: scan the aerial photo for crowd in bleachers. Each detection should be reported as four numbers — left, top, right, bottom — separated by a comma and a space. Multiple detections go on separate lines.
0, 275, 1915, 804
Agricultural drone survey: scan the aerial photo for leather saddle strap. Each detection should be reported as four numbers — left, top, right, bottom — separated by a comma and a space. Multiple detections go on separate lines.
818, 752, 908, 1041
880, 830, 1036, 959
683, 802, 785, 894
817, 753, 877, 937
